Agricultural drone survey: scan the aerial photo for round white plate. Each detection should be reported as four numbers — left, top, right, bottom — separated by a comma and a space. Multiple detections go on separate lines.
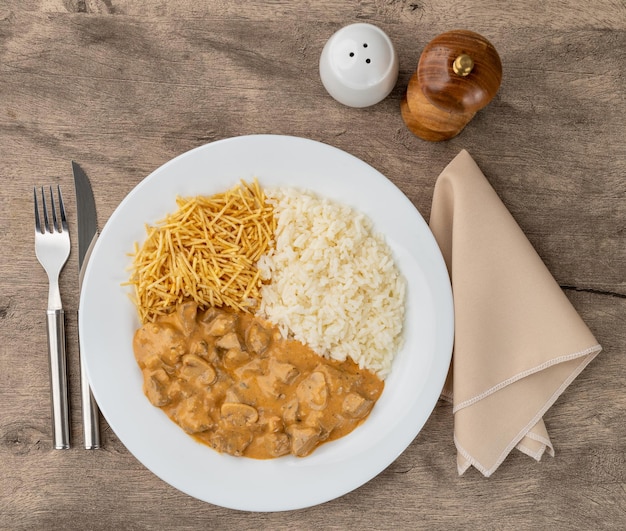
80, 134, 453, 512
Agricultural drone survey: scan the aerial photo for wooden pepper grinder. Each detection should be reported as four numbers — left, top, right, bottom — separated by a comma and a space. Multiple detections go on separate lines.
401, 30, 502, 141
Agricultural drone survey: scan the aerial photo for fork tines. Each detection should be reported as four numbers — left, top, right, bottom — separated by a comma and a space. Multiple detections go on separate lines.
34, 185, 68, 234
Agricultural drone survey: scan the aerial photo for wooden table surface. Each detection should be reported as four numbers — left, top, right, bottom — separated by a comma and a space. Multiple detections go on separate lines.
1, 1, 624, 529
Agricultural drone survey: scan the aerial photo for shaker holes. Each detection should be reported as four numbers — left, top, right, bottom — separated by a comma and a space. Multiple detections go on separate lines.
348, 45, 370, 64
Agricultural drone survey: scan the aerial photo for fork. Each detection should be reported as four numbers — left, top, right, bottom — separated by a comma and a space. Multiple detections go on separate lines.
34, 186, 71, 449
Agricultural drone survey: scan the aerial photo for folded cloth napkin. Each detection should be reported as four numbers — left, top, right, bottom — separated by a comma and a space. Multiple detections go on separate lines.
429, 149, 602, 477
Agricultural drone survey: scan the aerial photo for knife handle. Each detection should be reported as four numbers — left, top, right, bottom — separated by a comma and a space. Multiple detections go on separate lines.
80, 349, 101, 449
46, 309, 71, 449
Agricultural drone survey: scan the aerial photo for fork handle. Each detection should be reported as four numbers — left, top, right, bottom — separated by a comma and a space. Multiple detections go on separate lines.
46, 309, 70, 449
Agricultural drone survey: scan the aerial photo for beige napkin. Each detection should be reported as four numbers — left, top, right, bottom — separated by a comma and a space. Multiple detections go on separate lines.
429, 149, 602, 477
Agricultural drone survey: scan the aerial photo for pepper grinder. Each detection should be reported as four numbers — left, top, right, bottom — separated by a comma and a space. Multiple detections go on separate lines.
401, 30, 502, 141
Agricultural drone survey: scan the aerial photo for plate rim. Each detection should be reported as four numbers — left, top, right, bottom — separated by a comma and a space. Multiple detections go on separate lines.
79, 134, 454, 511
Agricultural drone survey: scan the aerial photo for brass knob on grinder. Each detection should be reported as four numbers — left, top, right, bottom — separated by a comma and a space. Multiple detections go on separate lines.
401, 30, 502, 141
453, 54, 474, 77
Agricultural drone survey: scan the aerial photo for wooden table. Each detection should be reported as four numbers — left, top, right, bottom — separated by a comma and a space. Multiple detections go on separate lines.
2, 1, 624, 528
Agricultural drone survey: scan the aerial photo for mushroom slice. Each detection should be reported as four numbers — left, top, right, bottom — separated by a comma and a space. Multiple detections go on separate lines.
180, 354, 217, 386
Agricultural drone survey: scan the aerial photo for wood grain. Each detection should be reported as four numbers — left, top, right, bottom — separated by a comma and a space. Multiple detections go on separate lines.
1, 0, 625, 529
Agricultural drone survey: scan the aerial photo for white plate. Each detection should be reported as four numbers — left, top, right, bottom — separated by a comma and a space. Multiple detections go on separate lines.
80, 135, 453, 512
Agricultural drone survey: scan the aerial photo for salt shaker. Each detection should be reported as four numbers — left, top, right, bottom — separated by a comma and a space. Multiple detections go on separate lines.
319, 23, 399, 108
401, 30, 502, 141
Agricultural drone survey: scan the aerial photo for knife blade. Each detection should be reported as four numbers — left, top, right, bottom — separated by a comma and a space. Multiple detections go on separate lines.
72, 160, 102, 450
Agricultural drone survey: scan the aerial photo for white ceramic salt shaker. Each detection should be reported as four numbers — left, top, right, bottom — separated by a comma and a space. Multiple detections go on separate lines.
319, 23, 399, 108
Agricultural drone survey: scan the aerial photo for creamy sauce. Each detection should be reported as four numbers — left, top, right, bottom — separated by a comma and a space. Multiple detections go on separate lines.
133, 301, 384, 458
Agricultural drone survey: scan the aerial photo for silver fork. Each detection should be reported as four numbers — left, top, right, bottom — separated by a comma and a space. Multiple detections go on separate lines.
34, 186, 71, 449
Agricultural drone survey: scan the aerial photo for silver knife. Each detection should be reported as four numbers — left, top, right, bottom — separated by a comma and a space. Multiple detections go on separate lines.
72, 161, 102, 449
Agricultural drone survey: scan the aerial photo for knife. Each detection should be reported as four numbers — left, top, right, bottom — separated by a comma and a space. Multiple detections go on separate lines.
72, 161, 102, 449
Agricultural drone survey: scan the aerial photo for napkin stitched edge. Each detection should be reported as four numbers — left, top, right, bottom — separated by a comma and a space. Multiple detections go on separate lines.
516, 430, 554, 460
453, 343, 601, 477
452, 344, 602, 413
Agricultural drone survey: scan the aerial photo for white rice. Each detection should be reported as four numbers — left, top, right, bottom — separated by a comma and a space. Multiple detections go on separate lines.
255, 188, 406, 379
